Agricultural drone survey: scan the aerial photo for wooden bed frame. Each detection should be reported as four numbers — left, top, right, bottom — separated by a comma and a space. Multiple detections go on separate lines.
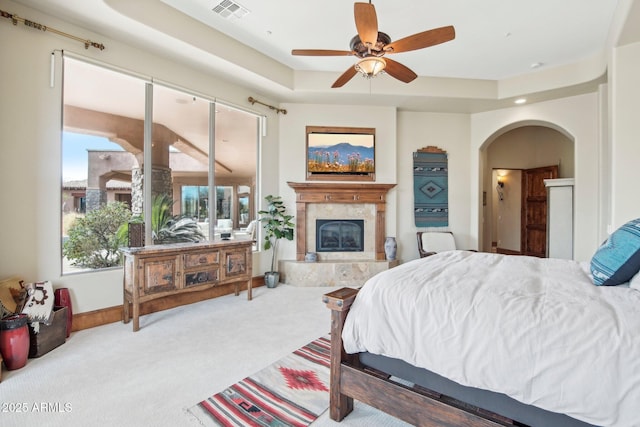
323, 287, 517, 427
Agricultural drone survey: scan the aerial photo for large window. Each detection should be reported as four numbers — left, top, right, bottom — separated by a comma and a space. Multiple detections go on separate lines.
181, 186, 207, 220
61, 56, 259, 274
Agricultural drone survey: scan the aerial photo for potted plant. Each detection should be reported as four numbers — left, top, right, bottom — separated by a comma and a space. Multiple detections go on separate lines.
258, 195, 295, 288
116, 194, 205, 247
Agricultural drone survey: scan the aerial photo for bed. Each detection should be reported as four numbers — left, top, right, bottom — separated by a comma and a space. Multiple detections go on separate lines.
322, 250, 640, 427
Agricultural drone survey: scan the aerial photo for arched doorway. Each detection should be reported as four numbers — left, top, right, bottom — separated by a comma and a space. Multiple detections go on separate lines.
480, 122, 575, 254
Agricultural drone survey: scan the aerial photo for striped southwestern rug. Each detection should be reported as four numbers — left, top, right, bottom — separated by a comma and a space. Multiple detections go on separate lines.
188, 336, 331, 427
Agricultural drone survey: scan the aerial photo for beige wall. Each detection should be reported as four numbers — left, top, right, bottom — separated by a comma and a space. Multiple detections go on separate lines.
487, 126, 575, 177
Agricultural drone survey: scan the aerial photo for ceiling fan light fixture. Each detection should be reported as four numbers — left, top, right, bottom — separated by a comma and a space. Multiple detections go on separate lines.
292, 2, 455, 88
355, 57, 386, 78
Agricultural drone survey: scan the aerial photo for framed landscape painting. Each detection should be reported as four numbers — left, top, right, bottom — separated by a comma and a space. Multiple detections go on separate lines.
306, 126, 375, 181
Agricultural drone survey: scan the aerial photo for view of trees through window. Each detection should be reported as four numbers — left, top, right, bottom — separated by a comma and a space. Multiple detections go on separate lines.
61, 56, 259, 274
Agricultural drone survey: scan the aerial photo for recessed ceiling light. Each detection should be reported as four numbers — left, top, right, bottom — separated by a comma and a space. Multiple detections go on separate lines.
514, 98, 527, 105
530, 62, 544, 69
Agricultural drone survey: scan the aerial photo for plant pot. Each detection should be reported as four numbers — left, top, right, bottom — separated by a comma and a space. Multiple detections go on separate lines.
264, 271, 280, 288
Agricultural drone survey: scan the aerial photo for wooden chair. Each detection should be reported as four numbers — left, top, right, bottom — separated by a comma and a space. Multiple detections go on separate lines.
417, 231, 457, 258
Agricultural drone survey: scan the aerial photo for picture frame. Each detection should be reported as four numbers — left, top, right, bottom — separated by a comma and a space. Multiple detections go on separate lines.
306, 126, 375, 181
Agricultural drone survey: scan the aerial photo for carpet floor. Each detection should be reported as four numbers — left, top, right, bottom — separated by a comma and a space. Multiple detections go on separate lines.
0, 284, 410, 427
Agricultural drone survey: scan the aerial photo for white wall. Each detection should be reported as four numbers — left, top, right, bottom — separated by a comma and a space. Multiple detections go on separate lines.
0, 0, 280, 313
397, 112, 472, 259
611, 41, 640, 227
277, 104, 398, 262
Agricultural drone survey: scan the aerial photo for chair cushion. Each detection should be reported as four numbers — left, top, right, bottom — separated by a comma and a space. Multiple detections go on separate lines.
421, 232, 456, 253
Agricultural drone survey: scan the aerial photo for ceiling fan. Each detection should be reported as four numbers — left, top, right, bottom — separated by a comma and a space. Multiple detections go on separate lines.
291, 1, 455, 88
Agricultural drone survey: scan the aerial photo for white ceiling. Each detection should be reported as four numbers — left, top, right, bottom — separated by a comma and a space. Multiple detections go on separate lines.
161, 0, 618, 81
9, 0, 628, 113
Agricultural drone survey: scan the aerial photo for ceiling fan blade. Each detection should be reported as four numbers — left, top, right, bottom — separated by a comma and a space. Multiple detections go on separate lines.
384, 58, 418, 83
354, 2, 378, 47
385, 25, 455, 54
292, 49, 354, 56
332, 66, 359, 88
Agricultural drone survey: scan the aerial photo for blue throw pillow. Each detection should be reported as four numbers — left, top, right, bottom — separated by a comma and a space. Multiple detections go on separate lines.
591, 218, 640, 286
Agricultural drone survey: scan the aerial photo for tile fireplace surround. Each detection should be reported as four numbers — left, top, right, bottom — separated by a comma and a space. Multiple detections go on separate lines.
280, 182, 399, 287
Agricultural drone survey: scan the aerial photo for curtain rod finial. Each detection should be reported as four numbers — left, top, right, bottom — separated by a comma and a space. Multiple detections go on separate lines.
248, 96, 286, 114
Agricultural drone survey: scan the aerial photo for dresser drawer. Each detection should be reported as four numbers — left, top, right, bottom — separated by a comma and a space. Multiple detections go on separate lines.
183, 251, 219, 268
184, 268, 219, 288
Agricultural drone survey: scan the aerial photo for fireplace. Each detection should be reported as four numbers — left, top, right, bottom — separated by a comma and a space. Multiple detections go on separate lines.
316, 219, 364, 252
287, 182, 396, 261
282, 182, 398, 287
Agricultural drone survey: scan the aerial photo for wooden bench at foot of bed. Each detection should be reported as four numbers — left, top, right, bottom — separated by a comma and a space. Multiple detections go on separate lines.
322, 287, 516, 427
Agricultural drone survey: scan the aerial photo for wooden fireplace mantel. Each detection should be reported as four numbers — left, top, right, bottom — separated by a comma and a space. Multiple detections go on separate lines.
287, 182, 396, 261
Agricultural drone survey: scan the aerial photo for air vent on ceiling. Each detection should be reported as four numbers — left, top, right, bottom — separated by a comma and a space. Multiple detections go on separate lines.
212, 0, 250, 20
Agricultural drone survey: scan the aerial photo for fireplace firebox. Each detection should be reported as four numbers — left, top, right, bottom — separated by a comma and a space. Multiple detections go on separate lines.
316, 219, 364, 252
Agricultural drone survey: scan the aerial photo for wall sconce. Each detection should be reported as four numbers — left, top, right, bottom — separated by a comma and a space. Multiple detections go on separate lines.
496, 175, 505, 201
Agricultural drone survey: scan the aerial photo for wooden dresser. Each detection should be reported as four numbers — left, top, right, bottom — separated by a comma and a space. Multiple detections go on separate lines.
121, 239, 253, 331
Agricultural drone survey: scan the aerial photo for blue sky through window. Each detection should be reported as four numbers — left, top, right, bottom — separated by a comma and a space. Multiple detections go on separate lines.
62, 132, 124, 181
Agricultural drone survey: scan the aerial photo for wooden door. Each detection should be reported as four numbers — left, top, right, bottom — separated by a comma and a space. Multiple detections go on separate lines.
521, 165, 558, 257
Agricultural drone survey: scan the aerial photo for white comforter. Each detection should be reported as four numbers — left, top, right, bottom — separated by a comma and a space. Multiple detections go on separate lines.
342, 251, 640, 427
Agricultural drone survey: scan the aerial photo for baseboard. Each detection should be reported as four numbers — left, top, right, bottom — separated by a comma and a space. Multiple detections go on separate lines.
71, 276, 265, 332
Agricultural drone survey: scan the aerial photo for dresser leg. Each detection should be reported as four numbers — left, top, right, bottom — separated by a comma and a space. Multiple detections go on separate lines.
132, 303, 140, 332
123, 298, 130, 324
